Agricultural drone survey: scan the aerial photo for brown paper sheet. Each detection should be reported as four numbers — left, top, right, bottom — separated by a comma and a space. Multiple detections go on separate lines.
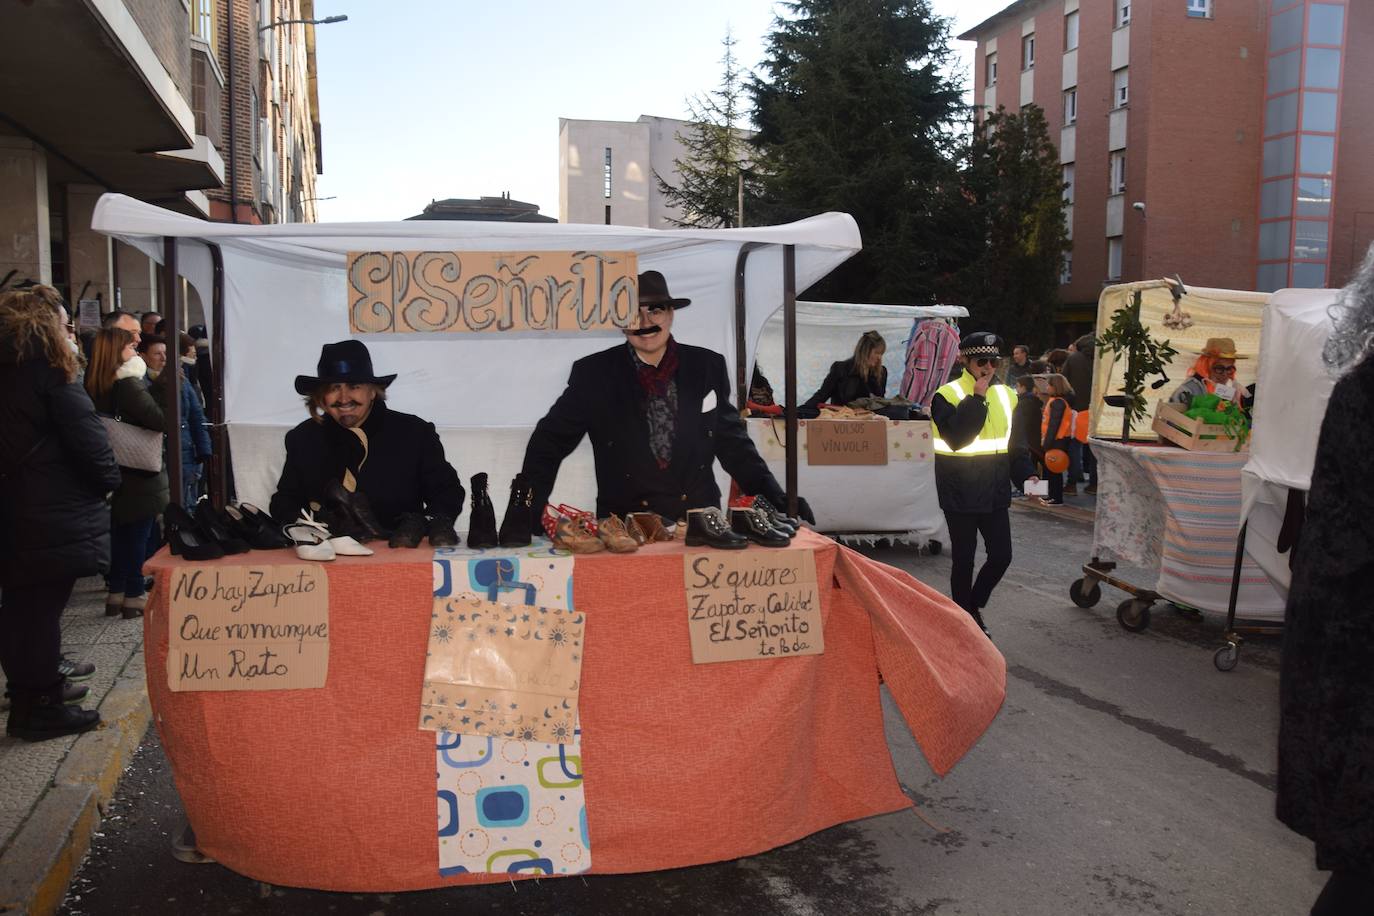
347, 250, 639, 334
167, 565, 329, 692
683, 548, 823, 664
805, 419, 889, 465
421, 596, 583, 743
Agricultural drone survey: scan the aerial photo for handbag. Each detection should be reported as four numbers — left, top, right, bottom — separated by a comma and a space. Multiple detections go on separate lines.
98, 415, 163, 473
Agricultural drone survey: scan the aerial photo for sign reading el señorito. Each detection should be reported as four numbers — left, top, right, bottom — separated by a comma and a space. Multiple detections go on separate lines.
347, 250, 639, 334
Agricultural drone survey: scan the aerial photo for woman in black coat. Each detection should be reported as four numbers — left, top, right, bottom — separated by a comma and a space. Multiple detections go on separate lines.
803, 330, 888, 408
1276, 249, 1374, 914
0, 286, 120, 741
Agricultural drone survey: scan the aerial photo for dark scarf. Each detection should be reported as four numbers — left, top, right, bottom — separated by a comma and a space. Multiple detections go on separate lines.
630, 338, 679, 469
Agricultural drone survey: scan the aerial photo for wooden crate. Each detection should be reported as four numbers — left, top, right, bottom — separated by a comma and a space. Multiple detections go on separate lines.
1152, 401, 1249, 453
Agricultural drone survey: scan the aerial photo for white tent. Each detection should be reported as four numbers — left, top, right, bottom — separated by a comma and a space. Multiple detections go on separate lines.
1240, 287, 1338, 597
91, 194, 861, 515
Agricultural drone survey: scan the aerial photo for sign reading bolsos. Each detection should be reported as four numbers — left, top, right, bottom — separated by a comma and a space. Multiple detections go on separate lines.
683, 548, 823, 664
346, 250, 640, 334
167, 564, 329, 692
805, 419, 889, 466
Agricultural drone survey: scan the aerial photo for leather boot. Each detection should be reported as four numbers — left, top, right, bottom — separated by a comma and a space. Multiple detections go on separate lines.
729, 508, 791, 547
466, 473, 499, 548
596, 515, 639, 553
498, 474, 535, 548
552, 516, 605, 554
685, 507, 748, 550
324, 480, 388, 541
389, 512, 427, 549
427, 515, 460, 547
628, 512, 672, 543
750, 497, 799, 535
6, 681, 101, 742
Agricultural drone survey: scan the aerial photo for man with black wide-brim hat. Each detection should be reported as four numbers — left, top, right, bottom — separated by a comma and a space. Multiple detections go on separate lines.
269, 340, 464, 540
520, 270, 811, 538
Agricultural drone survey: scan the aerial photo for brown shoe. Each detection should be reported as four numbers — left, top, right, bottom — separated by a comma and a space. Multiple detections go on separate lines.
1064, 483, 1078, 496
597, 515, 639, 553
552, 517, 605, 554
623, 514, 648, 546
628, 512, 672, 543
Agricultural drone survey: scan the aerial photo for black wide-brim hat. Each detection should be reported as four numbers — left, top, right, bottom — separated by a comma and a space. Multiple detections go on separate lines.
638, 270, 691, 309
294, 340, 397, 396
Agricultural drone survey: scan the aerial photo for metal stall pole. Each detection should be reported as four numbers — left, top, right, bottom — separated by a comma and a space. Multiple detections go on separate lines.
207, 243, 228, 508
161, 237, 184, 507
733, 242, 766, 410
783, 244, 798, 515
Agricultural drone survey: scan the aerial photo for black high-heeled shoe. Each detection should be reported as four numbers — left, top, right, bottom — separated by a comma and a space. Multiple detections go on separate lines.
224, 504, 290, 550
165, 518, 227, 561
498, 474, 534, 548
192, 501, 251, 554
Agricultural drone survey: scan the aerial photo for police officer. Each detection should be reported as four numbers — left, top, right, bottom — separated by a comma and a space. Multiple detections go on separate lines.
930, 331, 1016, 636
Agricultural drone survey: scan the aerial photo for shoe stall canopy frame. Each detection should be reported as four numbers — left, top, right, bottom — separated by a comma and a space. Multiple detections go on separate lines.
91, 194, 862, 517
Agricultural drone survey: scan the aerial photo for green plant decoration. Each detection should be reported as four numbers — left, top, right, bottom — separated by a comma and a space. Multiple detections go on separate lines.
1098, 290, 1179, 442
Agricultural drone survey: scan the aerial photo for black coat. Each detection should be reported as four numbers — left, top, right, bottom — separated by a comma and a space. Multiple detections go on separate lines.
0, 342, 121, 587
522, 341, 786, 521
804, 358, 887, 408
1276, 358, 1374, 873
1063, 350, 1094, 412
929, 378, 1013, 515
90, 374, 168, 525
269, 400, 464, 528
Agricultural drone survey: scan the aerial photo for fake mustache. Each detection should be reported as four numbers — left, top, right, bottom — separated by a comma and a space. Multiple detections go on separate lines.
327, 401, 364, 410
626, 325, 663, 337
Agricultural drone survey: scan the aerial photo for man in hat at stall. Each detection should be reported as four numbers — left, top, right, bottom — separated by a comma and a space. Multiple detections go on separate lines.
520, 270, 812, 536
270, 340, 465, 539
930, 331, 1017, 637
1168, 337, 1248, 409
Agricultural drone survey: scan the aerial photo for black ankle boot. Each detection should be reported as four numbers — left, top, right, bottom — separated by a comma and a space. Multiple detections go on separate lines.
729, 508, 791, 547
6, 681, 101, 742
498, 474, 534, 547
389, 512, 427, 549
466, 474, 499, 548
427, 515, 460, 547
685, 507, 748, 549
324, 480, 387, 541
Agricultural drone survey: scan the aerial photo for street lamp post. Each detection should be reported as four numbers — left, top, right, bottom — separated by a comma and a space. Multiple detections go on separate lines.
259, 14, 348, 31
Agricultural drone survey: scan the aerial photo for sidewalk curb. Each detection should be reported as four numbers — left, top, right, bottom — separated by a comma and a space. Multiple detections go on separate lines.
0, 652, 150, 916
1011, 498, 1095, 524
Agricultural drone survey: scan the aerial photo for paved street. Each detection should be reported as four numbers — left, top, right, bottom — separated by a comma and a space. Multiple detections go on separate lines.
58, 505, 1321, 915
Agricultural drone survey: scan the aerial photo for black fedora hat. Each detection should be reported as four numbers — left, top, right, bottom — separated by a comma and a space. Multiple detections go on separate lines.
638, 270, 691, 309
294, 340, 397, 396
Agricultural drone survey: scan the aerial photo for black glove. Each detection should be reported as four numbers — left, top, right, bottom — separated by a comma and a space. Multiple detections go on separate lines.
795, 496, 816, 526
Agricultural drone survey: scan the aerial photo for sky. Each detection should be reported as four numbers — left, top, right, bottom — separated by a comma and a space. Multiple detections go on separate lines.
311, 0, 1010, 223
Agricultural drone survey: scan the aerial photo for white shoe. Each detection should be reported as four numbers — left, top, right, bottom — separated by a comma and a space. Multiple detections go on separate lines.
327, 535, 373, 556
284, 520, 336, 562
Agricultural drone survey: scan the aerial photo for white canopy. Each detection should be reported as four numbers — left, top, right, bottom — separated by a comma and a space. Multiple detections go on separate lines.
91, 194, 862, 512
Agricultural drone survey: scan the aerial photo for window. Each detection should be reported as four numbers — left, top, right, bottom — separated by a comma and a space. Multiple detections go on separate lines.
1064, 11, 1079, 50
1110, 151, 1127, 194
986, 52, 998, 85
1060, 252, 1073, 285
1064, 88, 1077, 124
604, 205, 611, 225
1107, 238, 1124, 281
603, 147, 612, 199
1116, 0, 1130, 27
1308, 5, 1345, 45
1063, 164, 1075, 204
1113, 68, 1130, 108
1022, 33, 1035, 70
1186, 0, 1211, 18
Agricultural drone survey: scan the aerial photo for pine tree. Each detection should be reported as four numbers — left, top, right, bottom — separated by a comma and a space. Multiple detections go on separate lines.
748, 0, 965, 304
657, 31, 760, 228
937, 105, 1070, 349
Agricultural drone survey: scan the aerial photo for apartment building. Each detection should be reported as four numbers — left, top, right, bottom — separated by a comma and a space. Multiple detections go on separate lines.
960, 0, 1371, 310
0, 0, 327, 321
560, 115, 695, 227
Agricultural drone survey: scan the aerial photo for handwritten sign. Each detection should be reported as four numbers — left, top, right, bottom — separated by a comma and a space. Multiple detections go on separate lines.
683, 548, 823, 664
167, 565, 329, 692
347, 250, 639, 334
805, 419, 888, 466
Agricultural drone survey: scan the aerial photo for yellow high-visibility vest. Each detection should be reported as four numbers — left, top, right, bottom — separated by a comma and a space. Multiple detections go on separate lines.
932, 373, 1015, 456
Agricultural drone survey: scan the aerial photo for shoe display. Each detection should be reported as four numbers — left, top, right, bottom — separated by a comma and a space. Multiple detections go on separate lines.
750, 497, 799, 535
552, 516, 605, 554
498, 474, 535, 548
627, 512, 671, 543
427, 515, 460, 548
284, 517, 337, 561
166, 522, 227, 562
685, 507, 748, 550
191, 501, 251, 554
323, 480, 388, 541
729, 508, 791, 547
596, 515, 639, 553
466, 473, 499, 548
5, 683, 101, 742
122, 595, 147, 619
623, 514, 648, 546
389, 512, 427, 549
57, 656, 95, 682
104, 590, 124, 617
62, 680, 89, 705
223, 503, 291, 549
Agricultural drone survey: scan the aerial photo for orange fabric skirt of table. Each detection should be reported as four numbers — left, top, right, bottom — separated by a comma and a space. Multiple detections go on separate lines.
143, 529, 1004, 892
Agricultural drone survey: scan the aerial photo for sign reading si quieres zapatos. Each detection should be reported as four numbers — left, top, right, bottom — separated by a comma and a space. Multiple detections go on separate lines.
683, 548, 824, 664
167, 565, 329, 692
347, 250, 640, 334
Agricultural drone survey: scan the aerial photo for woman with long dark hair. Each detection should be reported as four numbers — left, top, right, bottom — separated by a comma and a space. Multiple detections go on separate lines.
804, 330, 888, 408
0, 286, 120, 740
85, 326, 168, 619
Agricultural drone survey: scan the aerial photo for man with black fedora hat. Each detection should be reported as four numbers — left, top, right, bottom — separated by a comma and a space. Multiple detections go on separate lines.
930, 331, 1017, 637
269, 340, 464, 539
520, 270, 810, 536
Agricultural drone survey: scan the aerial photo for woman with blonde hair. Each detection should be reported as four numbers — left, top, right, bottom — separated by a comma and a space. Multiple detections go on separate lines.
0, 285, 120, 740
85, 325, 168, 619
804, 329, 888, 408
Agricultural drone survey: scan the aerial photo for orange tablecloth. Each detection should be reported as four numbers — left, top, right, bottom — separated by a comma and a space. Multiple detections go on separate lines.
144, 530, 1004, 891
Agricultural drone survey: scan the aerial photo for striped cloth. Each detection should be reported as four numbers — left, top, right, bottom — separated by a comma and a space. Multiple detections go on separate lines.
899, 319, 961, 408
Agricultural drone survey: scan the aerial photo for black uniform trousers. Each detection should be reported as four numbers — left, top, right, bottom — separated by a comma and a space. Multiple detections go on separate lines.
0, 578, 74, 692
944, 509, 1013, 616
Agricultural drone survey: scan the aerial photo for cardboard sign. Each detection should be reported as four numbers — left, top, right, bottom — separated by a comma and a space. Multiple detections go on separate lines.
346, 250, 639, 334
77, 299, 101, 329
805, 419, 889, 466
683, 548, 823, 664
421, 596, 584, 744
167, 565, 329, 692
